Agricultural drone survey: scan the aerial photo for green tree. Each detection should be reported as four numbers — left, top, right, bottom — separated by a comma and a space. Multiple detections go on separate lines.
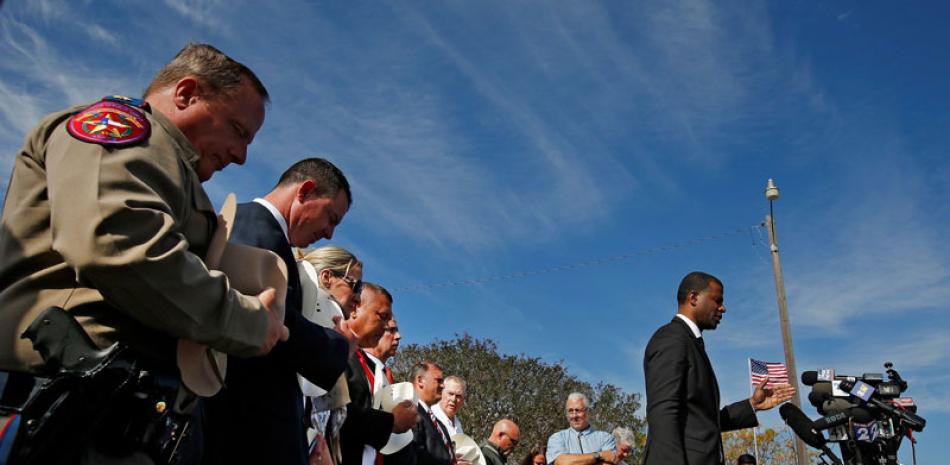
390, 334, 646, 465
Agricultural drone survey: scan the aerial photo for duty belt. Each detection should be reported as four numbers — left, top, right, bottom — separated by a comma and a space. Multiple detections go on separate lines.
0, 307, 196, 465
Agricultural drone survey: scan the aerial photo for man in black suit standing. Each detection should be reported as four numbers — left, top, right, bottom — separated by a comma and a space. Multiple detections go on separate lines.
410, 361, 458, 465
204, 158, 354, 465
340, 284, 419, 465
642, 272, 794, 465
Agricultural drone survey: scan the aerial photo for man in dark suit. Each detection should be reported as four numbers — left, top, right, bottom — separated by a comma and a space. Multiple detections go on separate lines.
203, 158, 354, 465
410, 361, 456, 465
642, 272, 794, 465
482, 419, 521, 465
366, 318, 417, 465
340, 284, 419, 465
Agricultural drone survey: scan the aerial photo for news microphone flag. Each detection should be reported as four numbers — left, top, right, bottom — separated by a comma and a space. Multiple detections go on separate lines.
750, 358, 789, 388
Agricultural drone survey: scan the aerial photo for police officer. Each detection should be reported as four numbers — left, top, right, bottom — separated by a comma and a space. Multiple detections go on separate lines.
0, 43, 287, 462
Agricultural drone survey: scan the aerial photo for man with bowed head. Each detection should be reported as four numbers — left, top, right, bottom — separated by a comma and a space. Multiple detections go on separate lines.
0, 43, 287, 462
642, 271, 794, 465
482, 419, 521, 465
203, 158, 353, 465
340, 284, 419, 465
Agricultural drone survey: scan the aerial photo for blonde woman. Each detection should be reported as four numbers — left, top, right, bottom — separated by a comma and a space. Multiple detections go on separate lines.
298, 246, 363, 465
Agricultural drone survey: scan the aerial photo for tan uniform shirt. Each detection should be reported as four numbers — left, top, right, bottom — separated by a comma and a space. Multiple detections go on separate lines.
0, 102, 267, 372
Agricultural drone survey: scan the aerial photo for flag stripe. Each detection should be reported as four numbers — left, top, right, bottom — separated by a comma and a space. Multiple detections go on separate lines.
749, 358, 790, 388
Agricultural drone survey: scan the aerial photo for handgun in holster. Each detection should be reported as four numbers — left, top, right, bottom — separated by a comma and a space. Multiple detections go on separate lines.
2, 306, 195, 465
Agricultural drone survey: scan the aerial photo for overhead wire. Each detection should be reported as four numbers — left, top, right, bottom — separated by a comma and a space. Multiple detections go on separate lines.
392, 224, 767, 292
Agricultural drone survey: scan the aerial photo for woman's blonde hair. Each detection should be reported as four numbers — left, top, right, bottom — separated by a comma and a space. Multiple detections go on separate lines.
298, 246, 362, 288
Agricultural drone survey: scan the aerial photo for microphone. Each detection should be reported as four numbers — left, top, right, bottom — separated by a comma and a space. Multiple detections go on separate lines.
838, 379, 927, 432
812, 407, 873, 431
801, 371, 819, 386
802, 369, 838, 386
779, 403, 825, 448
779, 404, 843, 465
808, 385, 855, 415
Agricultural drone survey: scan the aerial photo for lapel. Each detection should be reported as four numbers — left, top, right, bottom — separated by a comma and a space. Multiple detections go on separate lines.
419, 403, 453, 454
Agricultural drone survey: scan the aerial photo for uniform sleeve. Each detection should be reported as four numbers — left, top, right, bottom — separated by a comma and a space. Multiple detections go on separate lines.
642, 329, 689, 465
44, 125, 267, 356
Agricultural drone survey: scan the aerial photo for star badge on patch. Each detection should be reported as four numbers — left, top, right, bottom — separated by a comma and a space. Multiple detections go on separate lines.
67, 99, 150, 146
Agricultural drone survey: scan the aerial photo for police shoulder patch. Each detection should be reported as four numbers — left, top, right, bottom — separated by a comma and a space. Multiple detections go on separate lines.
67, 97, 150, 146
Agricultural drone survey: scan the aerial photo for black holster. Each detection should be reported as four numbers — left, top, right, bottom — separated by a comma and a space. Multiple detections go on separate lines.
5, 307, 195, 465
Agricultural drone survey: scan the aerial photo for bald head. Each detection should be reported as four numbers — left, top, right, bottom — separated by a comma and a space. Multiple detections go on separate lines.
489, 419, 521, 456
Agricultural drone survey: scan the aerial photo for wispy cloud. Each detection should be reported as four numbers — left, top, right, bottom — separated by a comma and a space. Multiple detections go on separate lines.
785, 148, 950, 330
161, 0, 230, 35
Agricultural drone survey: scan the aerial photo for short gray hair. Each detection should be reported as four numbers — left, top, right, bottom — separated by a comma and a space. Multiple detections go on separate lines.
612, 426, 636, 446
566, 392, 590, 409
444, 375, 467, 392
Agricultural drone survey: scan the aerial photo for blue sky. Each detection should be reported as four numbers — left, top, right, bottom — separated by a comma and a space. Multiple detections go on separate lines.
2, 0, 948, 462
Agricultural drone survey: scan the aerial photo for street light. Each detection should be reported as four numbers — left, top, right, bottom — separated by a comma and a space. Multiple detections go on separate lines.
764, 178, 808, 465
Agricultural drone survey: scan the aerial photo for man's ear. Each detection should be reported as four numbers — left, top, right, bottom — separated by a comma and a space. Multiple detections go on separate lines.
295, 179, 317, 202
688, 290, 700, 307
172, 76, 201, 110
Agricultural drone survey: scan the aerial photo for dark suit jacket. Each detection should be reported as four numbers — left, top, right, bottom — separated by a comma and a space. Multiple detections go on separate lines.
411, 404, 454, 465
340, 350, 395, 465
481, 443, 505, 465
203, 201, 349, 465
642, 317, 757, 465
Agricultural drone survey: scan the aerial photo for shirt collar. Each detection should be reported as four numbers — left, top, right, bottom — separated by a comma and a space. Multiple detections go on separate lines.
253, 198, 289, 243
571, 425, 593, 436
418, 399, 433, 412
149, 107, 200, 167
364, 351, 384, 368
676, 314, 702, 338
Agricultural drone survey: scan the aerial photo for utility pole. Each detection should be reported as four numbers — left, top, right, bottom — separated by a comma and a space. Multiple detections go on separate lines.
764, 179, 809, 465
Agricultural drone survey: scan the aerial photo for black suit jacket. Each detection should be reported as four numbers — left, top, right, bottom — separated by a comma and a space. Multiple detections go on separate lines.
642, 317, 757, 465
203, 201, 349, 465
340, 350, 396, 465
411, 404, 454, 465
481, 443, 505, 465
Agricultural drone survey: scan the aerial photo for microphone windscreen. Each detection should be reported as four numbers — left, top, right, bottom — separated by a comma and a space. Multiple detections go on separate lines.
811, 382, 833, 396
820, 398, 855, 416
801, 371, 819, 386
808, 390, 830, 408
780, 403, 825, 448
850, 407, 873, 423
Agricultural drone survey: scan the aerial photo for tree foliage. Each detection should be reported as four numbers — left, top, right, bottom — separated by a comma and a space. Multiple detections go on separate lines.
390, 334, 646, 464
722, 427, 819, 465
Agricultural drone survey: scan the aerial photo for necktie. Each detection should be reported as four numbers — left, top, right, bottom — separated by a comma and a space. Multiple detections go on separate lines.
384, 367, 394, 384
428, 409, 452, 452
577, 432, 584, 453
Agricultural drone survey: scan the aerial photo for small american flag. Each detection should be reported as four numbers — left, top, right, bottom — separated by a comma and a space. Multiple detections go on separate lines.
750, 358, 789, 388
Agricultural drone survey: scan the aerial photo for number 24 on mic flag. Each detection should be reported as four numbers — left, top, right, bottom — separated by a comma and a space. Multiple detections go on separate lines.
749, 358, 789, 388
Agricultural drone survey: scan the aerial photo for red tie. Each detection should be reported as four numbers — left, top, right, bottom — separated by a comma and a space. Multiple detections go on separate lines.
428, 409, 452, 452
385, 367, 394, 384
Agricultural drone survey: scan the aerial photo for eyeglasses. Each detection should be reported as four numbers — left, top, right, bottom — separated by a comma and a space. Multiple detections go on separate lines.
325, 260, 363, 296
566, 408, 588, 415
333, 259, 363, 295
342, 275, 363, 295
